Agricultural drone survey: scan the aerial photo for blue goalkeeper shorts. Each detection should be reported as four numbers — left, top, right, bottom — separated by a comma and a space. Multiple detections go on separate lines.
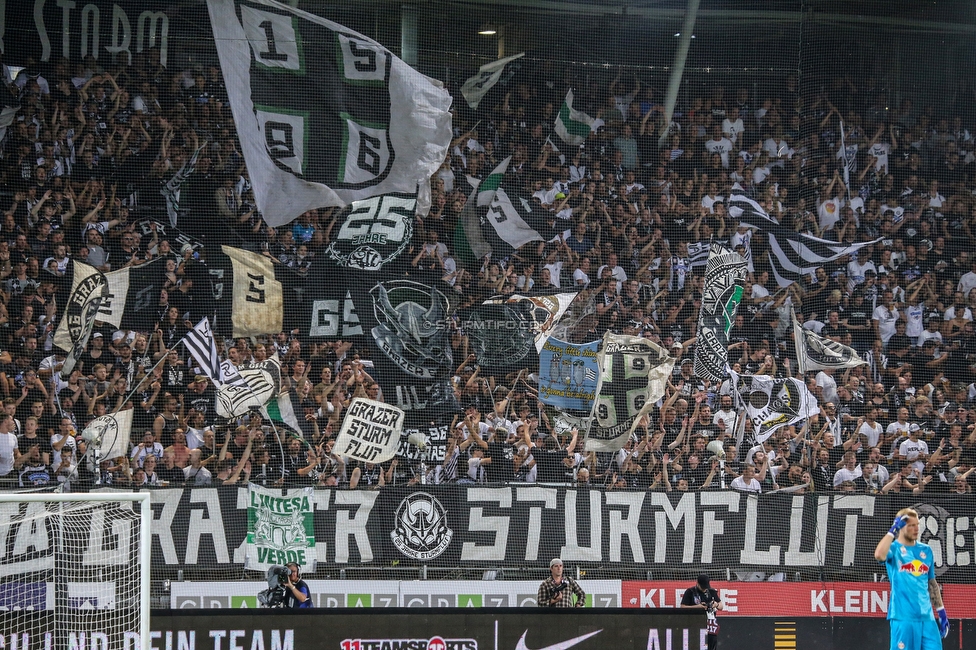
889, 618, 942, 650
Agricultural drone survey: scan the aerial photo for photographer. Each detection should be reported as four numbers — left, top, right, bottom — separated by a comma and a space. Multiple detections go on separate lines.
283, 562, 311, 608
681, 575, 723, 650
537, 558, 585, 607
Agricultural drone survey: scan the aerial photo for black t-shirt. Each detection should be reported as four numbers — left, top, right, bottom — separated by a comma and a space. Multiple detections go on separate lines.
18, 433, 52, 460
485, 441, 515, 483
531, 447, 567, 483
681, 586, 720, 610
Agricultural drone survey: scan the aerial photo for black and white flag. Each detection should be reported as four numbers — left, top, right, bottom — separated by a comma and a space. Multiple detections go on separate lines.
728, 194, 879, 287
215, 355, 282, 419
687, 241, 712, 268
54, 261, 108, 377
161, 143, 206, 228
183, 318, 251, 388
728, 368, 819, 443
208, 245, 284, 338
791, 308, 866, 374
694, 243, 747, 382
460, 53, 524, 110
585, 333, 674, 452
207, 0, 453, 227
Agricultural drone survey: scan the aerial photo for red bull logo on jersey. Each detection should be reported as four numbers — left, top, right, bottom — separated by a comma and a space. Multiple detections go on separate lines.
899, 560, 929, 577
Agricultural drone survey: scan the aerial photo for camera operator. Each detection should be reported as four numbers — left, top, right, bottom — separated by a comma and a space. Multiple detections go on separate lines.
283, 562, 311, 608
537, 558, 585, 607
681, 575, 723, 650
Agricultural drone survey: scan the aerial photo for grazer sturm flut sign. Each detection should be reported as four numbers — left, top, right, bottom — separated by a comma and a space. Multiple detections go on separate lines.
57, 488, 976, 579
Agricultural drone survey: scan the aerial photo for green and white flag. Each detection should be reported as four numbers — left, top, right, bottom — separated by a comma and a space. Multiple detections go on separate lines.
474, 156, 553, 256
554, 89, 602, 146
263, 390, 303, 436
207, 0, 452, 227
245, 484, 316, 571
460, 52, 524, 110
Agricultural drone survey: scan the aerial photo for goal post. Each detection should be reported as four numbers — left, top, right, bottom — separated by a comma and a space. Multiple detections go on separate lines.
0, 491, 151, 650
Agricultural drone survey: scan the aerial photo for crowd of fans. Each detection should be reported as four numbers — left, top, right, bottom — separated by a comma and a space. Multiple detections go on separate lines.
0, 44, 974, 497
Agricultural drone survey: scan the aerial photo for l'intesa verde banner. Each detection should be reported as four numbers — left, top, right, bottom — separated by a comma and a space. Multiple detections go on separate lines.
245, 485, 316, 571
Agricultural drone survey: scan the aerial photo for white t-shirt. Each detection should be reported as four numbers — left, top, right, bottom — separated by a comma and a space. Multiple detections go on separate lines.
704, 137, 734, 168
730, 475, 761, 493
0, 432, 16, 476
944, 306, 973, 322
868, 142, 891, 173
872, 305, 899, 344
722, 117, 745, 144
899, 438, 929, 472
833, 465, 862, 487
857, 421, 883, 448
51, 434, 77, 470
846, 259, 876, 292
815, 371, 839, 405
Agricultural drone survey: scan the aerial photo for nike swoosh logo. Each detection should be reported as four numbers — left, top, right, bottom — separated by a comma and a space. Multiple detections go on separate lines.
515, 629, 602, 650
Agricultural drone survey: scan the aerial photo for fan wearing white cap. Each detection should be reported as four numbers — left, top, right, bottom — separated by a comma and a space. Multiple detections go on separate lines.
536, 558, 585, 608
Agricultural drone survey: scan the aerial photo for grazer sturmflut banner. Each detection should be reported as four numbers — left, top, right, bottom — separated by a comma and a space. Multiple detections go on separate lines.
50, 488, 976, 580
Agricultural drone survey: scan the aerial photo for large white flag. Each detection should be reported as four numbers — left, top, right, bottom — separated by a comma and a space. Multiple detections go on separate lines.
554, 89, 603, 146
585, 333, 674, 452
460, 52, 524, 109
82, 409, 133, 461
207, 0, 453, 227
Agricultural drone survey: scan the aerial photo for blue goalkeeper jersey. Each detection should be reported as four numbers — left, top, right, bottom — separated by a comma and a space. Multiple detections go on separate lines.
882, 539, 936, 621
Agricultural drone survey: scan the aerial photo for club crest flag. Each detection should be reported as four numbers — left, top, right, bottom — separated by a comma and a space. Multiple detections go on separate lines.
694, 243, 747, 382
245, 484, 316, 572
586, 333, 674, 452
82, 409, 133, 461
792, 308, 866, 373
207, 0, 453, 227
335, 398, 405, 464
729, 368, 819, 443
539, 338, 599, 411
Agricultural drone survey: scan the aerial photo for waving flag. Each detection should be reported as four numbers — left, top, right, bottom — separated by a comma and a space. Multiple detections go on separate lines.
53, 261, 108, 377
207, 0, 452, 227
554, 89, 603, 146
585, 334, 674, 452
473, 157, 554, 256
791, 308, 866, 374
161, 143, 206, 228
728, 194, 879, 287
694, 243, 747, 382
460, 52, 524, 110
729, 368, 819, 443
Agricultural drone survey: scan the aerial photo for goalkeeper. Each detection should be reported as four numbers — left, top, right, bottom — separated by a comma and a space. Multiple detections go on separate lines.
874, 508, 948, 650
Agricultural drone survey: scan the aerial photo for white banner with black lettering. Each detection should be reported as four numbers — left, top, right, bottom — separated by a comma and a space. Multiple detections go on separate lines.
336, 398, 404, 463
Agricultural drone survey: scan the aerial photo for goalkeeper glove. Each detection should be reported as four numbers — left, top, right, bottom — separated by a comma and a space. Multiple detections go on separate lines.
937, 608, 949, 639
888, 515, 908, 537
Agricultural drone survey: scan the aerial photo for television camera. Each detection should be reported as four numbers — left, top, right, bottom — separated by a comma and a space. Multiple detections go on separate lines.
257, 565, 290, 608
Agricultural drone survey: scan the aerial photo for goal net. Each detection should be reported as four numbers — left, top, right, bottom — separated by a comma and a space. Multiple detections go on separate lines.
0, 492, 151, 650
